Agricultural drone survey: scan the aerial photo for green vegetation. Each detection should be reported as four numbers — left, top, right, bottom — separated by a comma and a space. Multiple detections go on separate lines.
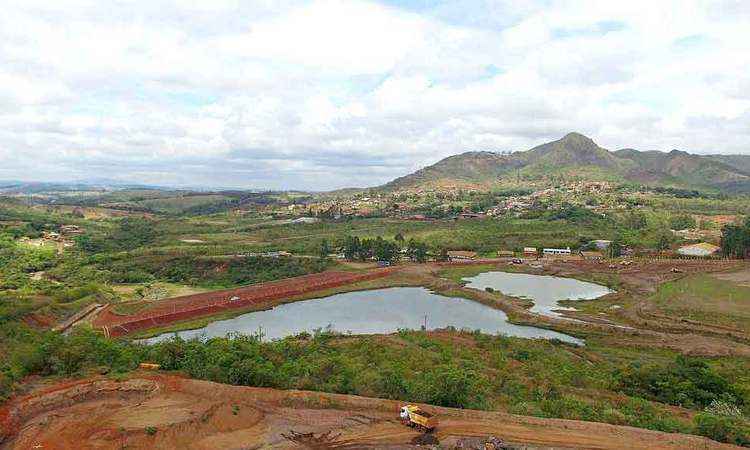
342, 235, 400, 263
75, 217, 158, 253
694, 412, 750, 446
619, 356, 744, 410
101, 254, 330, 287
670, 214, 697, 230
3, 323, 749, 444
722, 217, 750, 258
649, 274, 750, 332
3, 184, 750, 447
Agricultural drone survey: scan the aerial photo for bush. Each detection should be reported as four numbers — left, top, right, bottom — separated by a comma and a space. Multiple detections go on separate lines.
413, 364, 490, 409
669, 215, 696, 230
693, 413, 750, 446
618, 356, 742, 410
105, 255, 329, 288
376, 366, 410, 400
53, 283, 102, 303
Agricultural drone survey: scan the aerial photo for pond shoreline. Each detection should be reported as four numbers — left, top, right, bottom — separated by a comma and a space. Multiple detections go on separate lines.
143, 286, 584, 345
461, 271, 614, 319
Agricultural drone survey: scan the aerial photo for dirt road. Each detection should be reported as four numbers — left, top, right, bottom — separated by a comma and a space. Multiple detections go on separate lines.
0, 374, 739, 450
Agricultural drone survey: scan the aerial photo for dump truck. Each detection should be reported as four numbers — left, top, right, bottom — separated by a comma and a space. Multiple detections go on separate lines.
400, 405, 438, 431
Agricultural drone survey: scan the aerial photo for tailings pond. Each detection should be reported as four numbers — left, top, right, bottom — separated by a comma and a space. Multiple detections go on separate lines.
145, 287, 582, 345
462, 271, 613, 318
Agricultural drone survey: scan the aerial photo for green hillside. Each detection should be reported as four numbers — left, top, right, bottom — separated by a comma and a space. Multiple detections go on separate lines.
381, 133, 750, 193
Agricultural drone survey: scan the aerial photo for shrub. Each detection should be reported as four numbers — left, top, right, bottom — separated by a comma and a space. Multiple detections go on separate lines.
693, 413, 750, 446
618, 356, 742, 410
413, 364, 491, 409
375, 366, 410, 400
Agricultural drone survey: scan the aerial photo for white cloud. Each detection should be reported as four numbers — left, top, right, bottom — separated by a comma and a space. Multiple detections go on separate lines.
0, 0, 749, 189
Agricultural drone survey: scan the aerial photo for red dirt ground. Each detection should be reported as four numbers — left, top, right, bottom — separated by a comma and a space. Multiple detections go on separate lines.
94, 269, 393, 337
0, 373, 741, 450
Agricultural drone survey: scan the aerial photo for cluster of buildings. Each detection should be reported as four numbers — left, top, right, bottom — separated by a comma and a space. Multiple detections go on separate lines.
439, 241, 722, 263
19, 225, 84, 254
249, 180, 652, 222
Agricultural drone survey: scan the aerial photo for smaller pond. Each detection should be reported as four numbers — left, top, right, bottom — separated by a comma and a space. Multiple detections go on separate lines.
144, 287, 582, 345
462, 271, 613, 318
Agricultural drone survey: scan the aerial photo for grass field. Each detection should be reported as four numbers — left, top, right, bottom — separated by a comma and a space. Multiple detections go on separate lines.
142, 216, 621, 257
650, 274, 750, 332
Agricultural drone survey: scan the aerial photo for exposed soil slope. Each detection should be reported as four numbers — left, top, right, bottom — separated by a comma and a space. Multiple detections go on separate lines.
0, 374, 740, 449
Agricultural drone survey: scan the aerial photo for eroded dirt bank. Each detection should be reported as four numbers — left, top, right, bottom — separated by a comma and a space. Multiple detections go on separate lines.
0, 373, 740, 449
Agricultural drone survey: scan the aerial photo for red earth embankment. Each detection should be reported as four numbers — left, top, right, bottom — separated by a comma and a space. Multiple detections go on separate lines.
94, 269, 394, 337
1, 374, 739, 449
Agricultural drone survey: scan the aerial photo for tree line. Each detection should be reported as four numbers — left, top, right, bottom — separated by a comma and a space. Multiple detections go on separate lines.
721, 218, 750, 258
332, 234, 434, 263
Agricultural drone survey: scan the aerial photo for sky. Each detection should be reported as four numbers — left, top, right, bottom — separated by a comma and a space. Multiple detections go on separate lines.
1, 0, 749, 190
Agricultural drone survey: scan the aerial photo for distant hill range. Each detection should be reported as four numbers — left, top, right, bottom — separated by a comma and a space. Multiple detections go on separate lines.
382, 132, 750, 193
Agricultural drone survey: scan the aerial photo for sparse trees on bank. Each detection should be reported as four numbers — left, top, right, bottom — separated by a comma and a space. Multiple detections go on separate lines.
373, 237, 399, 263
318, 239, 330, 260
340, 235, 429, 263
607, 238, 623, 258
341, 235, 398, 263
721, 219, 750, 258
406, 239, 428, 263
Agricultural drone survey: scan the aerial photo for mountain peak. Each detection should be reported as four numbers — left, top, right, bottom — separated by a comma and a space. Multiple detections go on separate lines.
562, 131, 591, 140
379, 133, 750, 193
559, 132, 598, 148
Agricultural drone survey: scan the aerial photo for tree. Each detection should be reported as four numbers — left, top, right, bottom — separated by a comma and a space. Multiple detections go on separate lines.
112, 218, 158, 250
721, 221, 750, 258
406, 239, 428, 263
656, 232, 673, 251
0, 233, 14, 250
373, 237, 398, 263
74, 234, 106, 253
436, 247, 450, 262
623, 212, 648, 230
394, 232, 405, 245
669, 214, 696, 230
359, 238, 374, 261
342, 236, 360, 261
607, 238, 623, 258
318, 239, 330, 260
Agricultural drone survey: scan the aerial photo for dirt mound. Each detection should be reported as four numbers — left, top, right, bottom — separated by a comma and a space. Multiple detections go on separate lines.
95, 269, 394, 337
0, 374, 739, 449
411, 431, 439, 445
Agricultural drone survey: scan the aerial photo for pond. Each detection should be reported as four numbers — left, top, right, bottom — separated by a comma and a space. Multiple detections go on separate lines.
462, 271, 613, 318
145, 287, 582, 345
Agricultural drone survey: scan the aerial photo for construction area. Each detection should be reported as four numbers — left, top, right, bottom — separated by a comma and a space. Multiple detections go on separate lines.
0, 373, 739, 449
5, 258, 747, 449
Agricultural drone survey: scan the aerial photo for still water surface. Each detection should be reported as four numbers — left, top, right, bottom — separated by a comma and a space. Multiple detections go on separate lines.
462, 271, 613, 318
145, 287, 582, 345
